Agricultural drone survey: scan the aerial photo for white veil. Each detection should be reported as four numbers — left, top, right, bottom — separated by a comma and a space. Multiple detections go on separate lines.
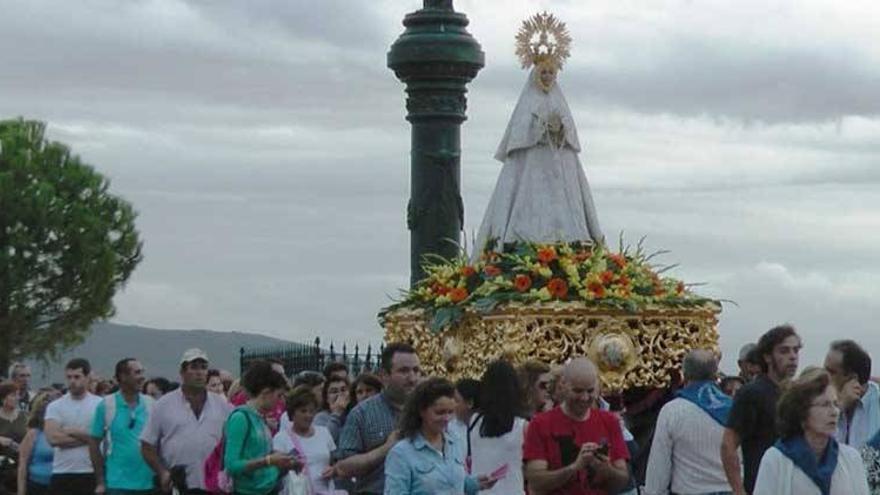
494, 68, 581, 162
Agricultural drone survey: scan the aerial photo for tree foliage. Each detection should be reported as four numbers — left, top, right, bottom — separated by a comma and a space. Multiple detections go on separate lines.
0, 118, 143, 372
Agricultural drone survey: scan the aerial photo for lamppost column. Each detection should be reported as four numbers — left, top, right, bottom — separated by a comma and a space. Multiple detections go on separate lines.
388, 0, 484, 286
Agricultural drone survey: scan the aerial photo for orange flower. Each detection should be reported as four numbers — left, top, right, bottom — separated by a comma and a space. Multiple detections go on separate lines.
588, 281, 606, 298
547, 278, 568, 299
574, 251, 591, 262
600, 270, 615, 285
676, 281, 686, 295
449, 287, 468, 303
608, 253, 627, 269
537, 247, 558, 264
431, 283, 449, 296
483, 265, 502, 277
514, 274, 532, 292
460, 265, 476, 277
617, 274, 631, 287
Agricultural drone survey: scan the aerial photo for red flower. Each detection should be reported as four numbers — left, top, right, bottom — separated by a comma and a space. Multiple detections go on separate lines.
588, 281, 606, 298
449, 287, 468, 303
617, 274, 631, 287
431, 284, 449, 296
483, 265, 502, 277
608, 253, 627, 270
537, 247, 558, 264
600, 270, 615, 285
460, 266, 476, 277
514, 274, 532, 292
547, 278, 568, 299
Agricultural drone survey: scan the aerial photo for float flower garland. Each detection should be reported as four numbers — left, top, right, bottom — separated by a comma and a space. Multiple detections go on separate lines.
381, 239, 717, 332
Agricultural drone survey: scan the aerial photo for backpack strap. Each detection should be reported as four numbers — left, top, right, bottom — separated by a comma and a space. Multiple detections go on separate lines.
221, 408, 253, 470
101, 394, 118, 457
287, 428, 315, 493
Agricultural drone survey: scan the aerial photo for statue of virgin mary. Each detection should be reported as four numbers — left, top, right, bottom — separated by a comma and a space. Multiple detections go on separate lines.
473, 13, 603, 255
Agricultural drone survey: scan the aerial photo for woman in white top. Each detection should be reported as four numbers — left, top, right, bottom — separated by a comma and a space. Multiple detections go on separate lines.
273, 386, 338, 495
754, 369, 869, 495
469, 360, 528, 495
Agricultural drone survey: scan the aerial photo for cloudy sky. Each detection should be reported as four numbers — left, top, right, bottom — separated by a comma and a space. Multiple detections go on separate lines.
2, 0, 878, 373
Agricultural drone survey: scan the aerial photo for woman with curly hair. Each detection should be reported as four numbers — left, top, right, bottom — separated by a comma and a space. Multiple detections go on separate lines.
384, 378, 499, 494
753, 369, 869, 494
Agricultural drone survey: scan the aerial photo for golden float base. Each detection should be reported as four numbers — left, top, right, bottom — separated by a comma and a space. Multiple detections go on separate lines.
383, 301, 722, 393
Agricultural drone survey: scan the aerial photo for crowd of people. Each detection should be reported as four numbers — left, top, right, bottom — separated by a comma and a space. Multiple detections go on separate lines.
1, 324, 879, 495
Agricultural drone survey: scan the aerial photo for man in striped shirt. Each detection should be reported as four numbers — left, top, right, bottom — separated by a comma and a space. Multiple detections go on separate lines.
645, 350, 734, 495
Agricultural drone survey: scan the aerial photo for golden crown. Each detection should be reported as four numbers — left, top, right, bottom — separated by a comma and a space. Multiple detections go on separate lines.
515, 12, 572, 70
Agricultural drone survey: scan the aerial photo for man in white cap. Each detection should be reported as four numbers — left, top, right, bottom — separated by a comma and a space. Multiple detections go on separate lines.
140, 348, 233, 493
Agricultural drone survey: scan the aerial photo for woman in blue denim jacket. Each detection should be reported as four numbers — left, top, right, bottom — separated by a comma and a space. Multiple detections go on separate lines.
384, 378, 499, 495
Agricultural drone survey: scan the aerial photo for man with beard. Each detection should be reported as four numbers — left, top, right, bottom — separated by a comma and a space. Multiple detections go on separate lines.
336, 342, 421, 495
44, 358, 102, 495
523, 357, 630, 495
88, 358, 155, 495
721, 324, 801, 495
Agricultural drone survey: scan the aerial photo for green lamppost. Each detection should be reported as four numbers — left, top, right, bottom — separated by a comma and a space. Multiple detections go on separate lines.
388, 0, 484, 287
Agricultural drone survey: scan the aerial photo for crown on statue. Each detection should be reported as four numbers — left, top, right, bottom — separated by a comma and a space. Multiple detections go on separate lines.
515, 12, 572, 70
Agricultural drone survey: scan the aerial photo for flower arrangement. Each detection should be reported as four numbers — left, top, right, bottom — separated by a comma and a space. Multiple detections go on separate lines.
381, 238, 716, 332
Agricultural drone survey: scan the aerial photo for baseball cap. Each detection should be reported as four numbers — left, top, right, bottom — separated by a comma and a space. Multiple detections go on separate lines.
738, 343, 757, 361
180, 348, 209, 365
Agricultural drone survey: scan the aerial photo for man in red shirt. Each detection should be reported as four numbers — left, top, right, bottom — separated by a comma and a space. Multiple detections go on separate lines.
524, 357, 630, 495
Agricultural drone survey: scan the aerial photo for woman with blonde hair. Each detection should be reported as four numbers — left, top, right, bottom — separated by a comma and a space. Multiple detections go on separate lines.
16, 389, 60, 495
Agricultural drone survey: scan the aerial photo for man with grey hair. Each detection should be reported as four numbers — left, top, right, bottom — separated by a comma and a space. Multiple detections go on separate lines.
644, 349, 733, 495
9, 362, 35, 411
523, 357, 630, 494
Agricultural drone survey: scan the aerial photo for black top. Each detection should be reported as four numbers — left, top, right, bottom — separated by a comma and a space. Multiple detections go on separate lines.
727, 374, 781, 494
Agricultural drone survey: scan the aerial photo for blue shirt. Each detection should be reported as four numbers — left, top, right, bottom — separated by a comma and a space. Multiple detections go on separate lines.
337, 392, 399, 494
90, 392, 155, 490
836, 381, 880, 448
384, 431, 479, 495
28, 430, 54, 486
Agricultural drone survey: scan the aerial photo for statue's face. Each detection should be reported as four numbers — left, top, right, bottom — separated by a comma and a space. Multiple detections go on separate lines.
537, 64, 557, 92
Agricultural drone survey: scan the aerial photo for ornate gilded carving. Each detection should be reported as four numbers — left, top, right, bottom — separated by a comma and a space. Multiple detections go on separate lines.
383, 302, 721, 393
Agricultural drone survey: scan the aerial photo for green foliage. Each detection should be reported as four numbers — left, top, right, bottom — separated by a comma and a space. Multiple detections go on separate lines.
0, 118, 143, 370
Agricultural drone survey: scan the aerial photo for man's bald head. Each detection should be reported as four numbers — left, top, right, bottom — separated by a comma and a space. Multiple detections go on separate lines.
560, 357, 600, 418
563, 357, 599, 382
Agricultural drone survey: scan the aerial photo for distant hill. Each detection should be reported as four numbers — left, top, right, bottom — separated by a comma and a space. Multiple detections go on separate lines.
27, 322, 297, 386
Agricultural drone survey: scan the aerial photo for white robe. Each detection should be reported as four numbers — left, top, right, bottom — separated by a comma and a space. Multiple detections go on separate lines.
472, 70, 602, 256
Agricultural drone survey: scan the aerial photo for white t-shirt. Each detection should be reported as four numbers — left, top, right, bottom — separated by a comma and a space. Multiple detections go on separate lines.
44, 392, 102, 474
273, 425, 336, 493
469, 416, 527, 495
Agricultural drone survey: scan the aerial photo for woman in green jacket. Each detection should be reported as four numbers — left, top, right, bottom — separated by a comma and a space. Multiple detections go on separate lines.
225, 361, 297, 495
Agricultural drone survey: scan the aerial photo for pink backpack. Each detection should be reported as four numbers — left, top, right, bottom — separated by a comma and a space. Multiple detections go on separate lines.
204, 410, 251, 495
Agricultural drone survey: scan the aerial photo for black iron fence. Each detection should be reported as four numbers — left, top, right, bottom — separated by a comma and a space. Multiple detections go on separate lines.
240, 338, 383, 378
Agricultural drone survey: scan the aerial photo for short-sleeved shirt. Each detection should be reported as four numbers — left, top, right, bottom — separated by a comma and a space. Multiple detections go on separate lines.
44, 392, 102, 474
337, 392, 400, 494
140, 389, 232, 490
726, 374, 780, 494
523, 406, 629, 495
273, 425, 337, 493
90, 392, 155, 490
